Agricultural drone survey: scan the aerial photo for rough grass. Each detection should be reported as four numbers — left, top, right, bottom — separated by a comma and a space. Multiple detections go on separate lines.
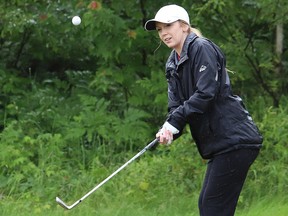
1, 194, 287, 216
235, 196, 288, 216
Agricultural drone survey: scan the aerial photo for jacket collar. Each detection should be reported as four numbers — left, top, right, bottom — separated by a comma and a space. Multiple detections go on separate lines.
179, 33, 198, 63
166, 33, 198, 73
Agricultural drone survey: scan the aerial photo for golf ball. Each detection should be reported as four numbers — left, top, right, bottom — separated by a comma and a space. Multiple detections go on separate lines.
72, 16, 81, 25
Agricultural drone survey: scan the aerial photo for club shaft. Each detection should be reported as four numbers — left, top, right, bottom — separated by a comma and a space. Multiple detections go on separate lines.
57, 138, 158, 209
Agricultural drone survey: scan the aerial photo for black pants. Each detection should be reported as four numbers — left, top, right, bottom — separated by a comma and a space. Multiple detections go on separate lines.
198, 148, 259, 216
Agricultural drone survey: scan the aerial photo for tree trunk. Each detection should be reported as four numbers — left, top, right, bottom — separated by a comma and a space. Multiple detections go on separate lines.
275, 24, 283, 75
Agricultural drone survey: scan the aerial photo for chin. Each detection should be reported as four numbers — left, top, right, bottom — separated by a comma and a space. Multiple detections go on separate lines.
166, 44, 174, 49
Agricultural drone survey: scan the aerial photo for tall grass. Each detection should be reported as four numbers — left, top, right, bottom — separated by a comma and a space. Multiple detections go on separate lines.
1, 73, 288, 216
1, 133, 287, 216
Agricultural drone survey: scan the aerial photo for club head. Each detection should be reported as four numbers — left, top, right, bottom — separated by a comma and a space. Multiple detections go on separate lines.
56, 197, 72, 210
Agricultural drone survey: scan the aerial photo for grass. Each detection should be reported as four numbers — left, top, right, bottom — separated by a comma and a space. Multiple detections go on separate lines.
236, 196, 288, 216
1, 197, 197, 216
1, 194, 287, 216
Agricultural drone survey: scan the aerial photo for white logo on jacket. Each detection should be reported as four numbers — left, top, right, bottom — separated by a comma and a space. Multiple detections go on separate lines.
199, 65, 207, 72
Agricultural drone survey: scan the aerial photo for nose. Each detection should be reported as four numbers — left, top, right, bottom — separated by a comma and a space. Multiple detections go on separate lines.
159, 29, 167, 38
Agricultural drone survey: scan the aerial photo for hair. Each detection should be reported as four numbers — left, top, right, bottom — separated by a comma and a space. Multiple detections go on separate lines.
189, 27, 202, 37
180, 20, 202, 37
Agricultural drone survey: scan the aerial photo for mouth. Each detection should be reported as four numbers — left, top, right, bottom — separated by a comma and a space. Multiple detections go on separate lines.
164, 37, 172, 43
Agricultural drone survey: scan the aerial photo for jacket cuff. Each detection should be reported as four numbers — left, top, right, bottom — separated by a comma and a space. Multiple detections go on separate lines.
163, 121, 179, 134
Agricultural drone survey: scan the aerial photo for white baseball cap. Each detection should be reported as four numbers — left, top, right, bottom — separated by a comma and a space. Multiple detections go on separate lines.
144, 4, 190, 31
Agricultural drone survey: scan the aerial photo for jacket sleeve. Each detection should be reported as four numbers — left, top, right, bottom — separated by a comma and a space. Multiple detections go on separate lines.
167, 74, 182, 116
165, 52, 183, 118
167, 40, 221, 131
166, 75, 184, 139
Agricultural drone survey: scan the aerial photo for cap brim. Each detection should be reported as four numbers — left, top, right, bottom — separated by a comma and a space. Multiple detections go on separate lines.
144, 19, 156, 31
144, 18, 179, 31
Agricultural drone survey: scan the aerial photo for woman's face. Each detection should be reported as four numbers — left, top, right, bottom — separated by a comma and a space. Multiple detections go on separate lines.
156, 21, 189, 54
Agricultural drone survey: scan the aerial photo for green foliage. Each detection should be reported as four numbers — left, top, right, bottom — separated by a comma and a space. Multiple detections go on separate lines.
0, 1, 288, 215
250, 104, 288, 194
191, 0, 288, 106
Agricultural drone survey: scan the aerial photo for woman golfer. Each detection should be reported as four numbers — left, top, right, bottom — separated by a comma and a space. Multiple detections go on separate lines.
144, 4, 263, 216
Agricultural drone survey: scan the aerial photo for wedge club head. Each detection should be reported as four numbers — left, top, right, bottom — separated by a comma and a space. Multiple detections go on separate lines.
56, 197, 81, 210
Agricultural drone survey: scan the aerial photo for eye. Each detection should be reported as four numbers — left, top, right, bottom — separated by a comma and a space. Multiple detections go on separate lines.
156, 27, 161, 32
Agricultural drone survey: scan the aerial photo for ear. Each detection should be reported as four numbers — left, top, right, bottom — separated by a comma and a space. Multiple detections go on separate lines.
181, 22, 190, 33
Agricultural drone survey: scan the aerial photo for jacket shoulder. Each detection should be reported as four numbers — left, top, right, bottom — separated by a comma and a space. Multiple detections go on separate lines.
188, 37, 225, 60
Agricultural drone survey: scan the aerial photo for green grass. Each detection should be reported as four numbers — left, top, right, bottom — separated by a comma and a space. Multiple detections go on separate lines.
236, 196, 288, 216
1, 194, 287, 216
1, 196, 197, 216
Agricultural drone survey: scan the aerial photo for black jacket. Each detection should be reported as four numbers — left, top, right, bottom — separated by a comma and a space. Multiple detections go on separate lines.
165, 33, 262, 159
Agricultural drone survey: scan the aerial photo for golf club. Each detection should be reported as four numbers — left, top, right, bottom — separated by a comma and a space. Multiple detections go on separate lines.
56, 138, 159, 210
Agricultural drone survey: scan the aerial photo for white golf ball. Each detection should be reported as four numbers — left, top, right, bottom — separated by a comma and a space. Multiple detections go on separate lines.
72, 16, 81, 25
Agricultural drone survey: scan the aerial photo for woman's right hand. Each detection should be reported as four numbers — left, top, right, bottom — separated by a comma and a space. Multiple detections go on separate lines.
156, 127, 174, 145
